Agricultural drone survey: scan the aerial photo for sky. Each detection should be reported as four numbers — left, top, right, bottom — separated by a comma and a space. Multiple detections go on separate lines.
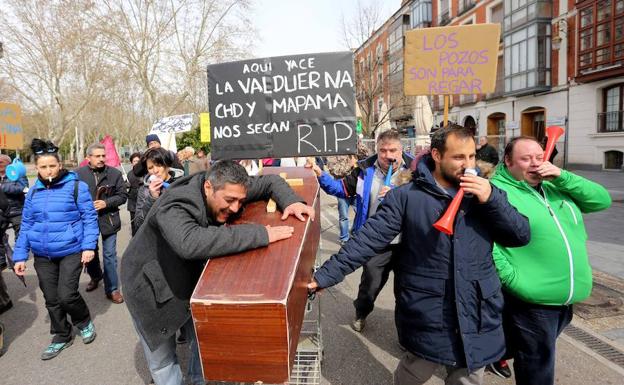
252, 0, 400, 58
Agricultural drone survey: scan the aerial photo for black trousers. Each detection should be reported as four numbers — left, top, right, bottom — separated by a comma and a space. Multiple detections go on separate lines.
353, 246, 395, 319
503, 292, 573, 385
34, 253, 91, 343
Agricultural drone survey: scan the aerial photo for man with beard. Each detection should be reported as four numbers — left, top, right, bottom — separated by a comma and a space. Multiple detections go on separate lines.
307, 130, 413, 332
76, 143, 128, 303
308, 125, 530, 385
121, 160, 314, 385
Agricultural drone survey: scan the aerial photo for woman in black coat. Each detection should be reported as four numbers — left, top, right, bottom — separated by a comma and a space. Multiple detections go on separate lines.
126, 152, 142, 236
134, 148, 183, 231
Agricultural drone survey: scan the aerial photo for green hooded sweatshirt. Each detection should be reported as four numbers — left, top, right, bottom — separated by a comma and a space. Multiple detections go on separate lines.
491, 165, 611, 306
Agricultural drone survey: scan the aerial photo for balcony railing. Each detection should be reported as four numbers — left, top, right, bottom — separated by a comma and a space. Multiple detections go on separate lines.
458, 0, 475, 15
597, 111, 624, 132
439, 10, 450, 25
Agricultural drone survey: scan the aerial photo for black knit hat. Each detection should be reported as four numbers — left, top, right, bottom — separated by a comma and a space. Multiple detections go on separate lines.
146, 134, 161, 145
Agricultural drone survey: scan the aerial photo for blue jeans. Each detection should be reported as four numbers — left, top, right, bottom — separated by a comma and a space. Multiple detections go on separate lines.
337, 197, 353, 242
135, 317, 204, 385
503, 292, 573, 385
86, 233, 119, 294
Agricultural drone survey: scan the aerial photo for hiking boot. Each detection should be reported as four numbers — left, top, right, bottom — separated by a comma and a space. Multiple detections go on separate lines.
487, 360, 512, 378
79, 321, 96, 344
350, 317, 366, 332
41, 340, 73, 360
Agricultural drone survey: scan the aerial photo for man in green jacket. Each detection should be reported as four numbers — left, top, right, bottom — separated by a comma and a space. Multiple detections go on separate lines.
490, 136, 611, 385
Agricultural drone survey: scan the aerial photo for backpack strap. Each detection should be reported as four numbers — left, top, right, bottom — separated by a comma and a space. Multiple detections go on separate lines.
74, 180, 79, 204
30, 180, 80, 205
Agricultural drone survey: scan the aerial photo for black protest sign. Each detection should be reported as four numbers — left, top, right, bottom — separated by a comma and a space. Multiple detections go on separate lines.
207, 52, 357, 160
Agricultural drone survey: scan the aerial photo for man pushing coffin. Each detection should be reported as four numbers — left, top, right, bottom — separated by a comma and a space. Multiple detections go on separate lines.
120, 160, 314, 385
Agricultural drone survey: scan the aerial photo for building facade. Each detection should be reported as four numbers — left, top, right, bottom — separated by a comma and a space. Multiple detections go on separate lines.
354, 0, 624, 170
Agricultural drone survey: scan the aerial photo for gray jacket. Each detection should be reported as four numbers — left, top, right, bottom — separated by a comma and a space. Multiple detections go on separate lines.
120, 172, 304, 351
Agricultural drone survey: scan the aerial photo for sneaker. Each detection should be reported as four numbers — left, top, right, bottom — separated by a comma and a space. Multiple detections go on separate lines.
350, 317, 366, 332
79, 321, 96, 344
41, 340, 73, 360
487, 360, 512, 379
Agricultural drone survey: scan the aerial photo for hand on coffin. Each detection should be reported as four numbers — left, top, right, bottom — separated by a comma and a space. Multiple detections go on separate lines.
265, 225, 294, 243
307, 279, 321, 294
304, 158, 322, 177
281, 202, 316, 222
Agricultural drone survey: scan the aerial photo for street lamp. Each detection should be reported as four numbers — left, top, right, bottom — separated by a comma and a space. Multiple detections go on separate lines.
551, 19, 567, 51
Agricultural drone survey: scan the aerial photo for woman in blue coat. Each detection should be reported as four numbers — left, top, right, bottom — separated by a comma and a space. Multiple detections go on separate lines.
13, 139, 99, 360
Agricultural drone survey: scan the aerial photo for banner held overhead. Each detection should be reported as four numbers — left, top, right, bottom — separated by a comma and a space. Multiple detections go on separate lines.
404, 24, 501, 96
207, 51, 357, 160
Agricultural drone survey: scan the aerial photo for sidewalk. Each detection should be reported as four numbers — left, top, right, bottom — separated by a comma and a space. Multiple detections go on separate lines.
571, 169, 624, 202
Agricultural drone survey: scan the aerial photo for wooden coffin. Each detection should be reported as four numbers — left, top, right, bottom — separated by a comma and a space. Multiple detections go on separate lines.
190, 167, 321, 383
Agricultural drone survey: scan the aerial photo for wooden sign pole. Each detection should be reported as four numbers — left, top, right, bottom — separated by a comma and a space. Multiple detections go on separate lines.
443, 95, 449, 127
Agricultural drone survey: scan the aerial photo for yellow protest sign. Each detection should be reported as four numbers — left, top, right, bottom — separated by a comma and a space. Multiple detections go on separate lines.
200, 112, 211, 143
404, 24, 501, 96
0, 102, 24, 150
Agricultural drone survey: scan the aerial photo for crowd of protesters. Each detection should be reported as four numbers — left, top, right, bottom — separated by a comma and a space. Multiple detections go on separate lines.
0, 127, 613, 385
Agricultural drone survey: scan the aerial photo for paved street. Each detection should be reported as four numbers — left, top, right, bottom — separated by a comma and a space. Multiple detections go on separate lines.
0, 186, 623, 384
574, 170, 624, 279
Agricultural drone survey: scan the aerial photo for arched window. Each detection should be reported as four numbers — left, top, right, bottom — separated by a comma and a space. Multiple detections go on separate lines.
604, 150, 623, 170
521, 107, 546, 140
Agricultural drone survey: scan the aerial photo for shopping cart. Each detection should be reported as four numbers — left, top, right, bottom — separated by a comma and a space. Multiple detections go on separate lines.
287, 291, 323, 385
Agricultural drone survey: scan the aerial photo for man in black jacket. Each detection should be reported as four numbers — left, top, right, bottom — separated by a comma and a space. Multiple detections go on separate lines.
76, 143, 128, 303
0, 154, 28, 270
121, 160, 314, 385
0, 189, 13, 315
308, 126, 530, 385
